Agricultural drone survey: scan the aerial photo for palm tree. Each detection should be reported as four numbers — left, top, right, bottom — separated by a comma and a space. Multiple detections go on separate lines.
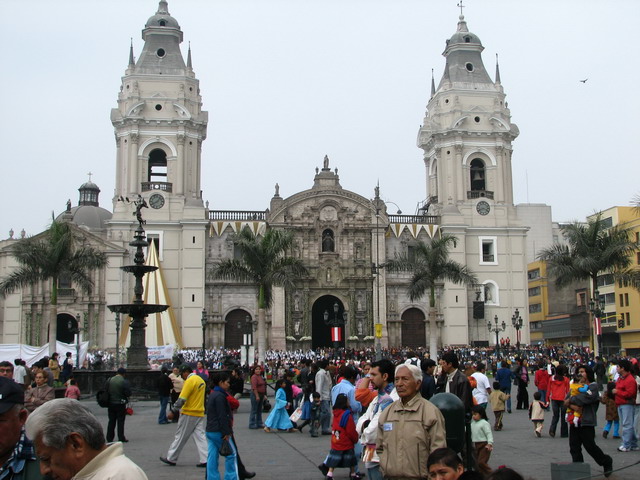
538, 213, 638, 355
538, 213, 637, 296
386, 234, 477, 356
209, 227, 307, 364
0, 220, 107, 352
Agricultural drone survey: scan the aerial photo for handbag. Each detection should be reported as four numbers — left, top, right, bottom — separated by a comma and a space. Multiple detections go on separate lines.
289, 407, 302, 423
263, 398, 272, 412
219, 438, 233, 457
126, 402, 134, 415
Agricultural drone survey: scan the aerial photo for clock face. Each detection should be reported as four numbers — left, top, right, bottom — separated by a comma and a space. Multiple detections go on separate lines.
149, 193, 165, 209
476, 200, 490, 216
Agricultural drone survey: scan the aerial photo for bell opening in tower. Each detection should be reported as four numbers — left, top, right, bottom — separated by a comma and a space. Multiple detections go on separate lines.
148, 149, 168, 182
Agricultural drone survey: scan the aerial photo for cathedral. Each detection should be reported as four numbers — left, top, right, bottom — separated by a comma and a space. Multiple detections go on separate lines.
0, 2, 529, 355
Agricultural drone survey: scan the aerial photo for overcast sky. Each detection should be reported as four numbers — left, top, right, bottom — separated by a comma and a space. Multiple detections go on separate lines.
2, 0, 638, 237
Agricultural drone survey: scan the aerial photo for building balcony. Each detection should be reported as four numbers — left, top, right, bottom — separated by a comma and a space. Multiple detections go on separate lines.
57, 288, 76, 297
388, 214, 439, 224
467, 190, 494, 200
141, 182, 173, 192
208, 210, 267, 221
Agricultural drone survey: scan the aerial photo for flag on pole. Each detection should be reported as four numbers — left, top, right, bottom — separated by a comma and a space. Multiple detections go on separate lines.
331, 327, 342, 342
594, 316, 602, 336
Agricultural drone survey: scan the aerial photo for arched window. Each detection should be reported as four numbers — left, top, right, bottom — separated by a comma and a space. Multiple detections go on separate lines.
470, 158, 486, 191
321, 229, 335, 252
148, 149, 167, 182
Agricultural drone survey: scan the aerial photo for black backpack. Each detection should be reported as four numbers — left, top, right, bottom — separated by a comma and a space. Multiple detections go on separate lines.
96, 378, 111, 408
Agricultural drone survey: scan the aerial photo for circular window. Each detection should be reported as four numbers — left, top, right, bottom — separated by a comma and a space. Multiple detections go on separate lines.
155, 104, 162, 111
446, 150, 450, 155
156, 48, 166, 58
466, 63, 474, 72
474, 116, 480, 123
445, 99, 449, 104
189, 87, 193, 92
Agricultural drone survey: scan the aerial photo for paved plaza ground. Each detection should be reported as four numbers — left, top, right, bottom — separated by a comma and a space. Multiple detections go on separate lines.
82, 383, 639, 480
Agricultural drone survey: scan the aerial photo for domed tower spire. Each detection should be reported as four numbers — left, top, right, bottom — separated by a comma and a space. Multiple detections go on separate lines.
430, 69, 436, 98
495, 53, 501, 84
187, 41, 192, 69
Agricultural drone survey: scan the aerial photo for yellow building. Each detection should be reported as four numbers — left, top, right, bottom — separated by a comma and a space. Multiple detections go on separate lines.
588, 207, 640, 356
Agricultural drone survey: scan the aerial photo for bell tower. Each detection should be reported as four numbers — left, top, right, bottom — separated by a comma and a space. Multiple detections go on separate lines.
107, 1, 209, 348
111, 0, 208, 221
416, 12, 528, 347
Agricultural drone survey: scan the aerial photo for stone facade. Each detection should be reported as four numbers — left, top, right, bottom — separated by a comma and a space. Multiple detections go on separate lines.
0, 3, 531, 354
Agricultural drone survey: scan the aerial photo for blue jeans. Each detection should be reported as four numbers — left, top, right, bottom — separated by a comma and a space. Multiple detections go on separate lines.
206, 431, 238, 480
604, 420, 620, 437
158, 395, 170, 424
320, 400, 332, 434
618, 404, 638, 449
249, 392, 263, 428
367, 464, 384, 480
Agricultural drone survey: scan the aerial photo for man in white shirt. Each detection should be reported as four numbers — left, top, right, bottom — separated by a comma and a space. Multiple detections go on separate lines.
471, 362, 492, 409
13, 359, 27, 388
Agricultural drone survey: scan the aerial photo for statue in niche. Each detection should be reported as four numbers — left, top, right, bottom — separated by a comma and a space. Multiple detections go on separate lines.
355, 245, 361, 260
322, 229, 335, 252
326, 267, 331, 283
357, 295, 363, 312
294, 295, 300, 312
294, 320, 301, 336
357, 319, 364, 336
484, 284, 493, 303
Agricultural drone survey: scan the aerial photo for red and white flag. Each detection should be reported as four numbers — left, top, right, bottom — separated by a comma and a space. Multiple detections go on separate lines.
331, 327, 342, 342
594, 316, 602, 336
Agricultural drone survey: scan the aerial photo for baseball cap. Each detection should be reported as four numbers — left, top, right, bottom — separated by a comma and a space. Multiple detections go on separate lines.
0, 377, 24, 414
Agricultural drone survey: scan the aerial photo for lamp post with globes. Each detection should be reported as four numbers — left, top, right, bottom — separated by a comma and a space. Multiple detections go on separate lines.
114, 313, 121, 367
201, 309, 207, 364
488, 315, 506, 356
511, 308, 524, 353
68, 314, 82, 369
589, 289, 603, 357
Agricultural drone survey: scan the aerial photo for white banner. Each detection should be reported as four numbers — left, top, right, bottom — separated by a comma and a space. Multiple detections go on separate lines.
0, 341, 89, 367
147, 344, 175, 362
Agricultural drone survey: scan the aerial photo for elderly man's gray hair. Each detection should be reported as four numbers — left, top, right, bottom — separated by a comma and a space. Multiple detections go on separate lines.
395, 363, 422, 383
25, 398, 105, 450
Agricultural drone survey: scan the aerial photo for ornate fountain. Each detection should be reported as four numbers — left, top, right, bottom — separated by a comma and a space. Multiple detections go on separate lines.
108, 196, 168, 369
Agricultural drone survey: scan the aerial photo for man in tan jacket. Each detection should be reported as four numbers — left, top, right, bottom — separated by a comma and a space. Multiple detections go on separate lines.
377, 364, 447, 479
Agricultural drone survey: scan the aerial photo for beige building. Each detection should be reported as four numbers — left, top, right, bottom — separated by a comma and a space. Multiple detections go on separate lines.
0, 2, 532, 355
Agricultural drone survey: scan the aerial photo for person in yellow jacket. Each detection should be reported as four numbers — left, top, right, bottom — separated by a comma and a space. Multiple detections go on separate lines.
160, 364, 208, 467
376, 364, 447, 480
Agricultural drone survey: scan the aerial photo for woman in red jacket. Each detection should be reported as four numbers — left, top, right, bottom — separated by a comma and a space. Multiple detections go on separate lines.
547, 364, 570, 438
324, 393, 359, 480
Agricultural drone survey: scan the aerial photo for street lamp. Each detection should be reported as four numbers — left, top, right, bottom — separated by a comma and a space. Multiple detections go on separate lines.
200, 309, 207, 365
488, 315, 506, 356
243, 315, 253, 367
324, 302, 347, 355
589, 289, 603, 357
68, 314, 82, 369
114, 313, 121, 368
511, 308, 524, 353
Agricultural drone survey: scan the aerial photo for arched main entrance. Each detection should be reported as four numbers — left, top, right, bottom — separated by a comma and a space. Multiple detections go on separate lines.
56, 313, 77, 344
401, 308, 426, 350
312, 295, 346, 349
224, 309, 252, 349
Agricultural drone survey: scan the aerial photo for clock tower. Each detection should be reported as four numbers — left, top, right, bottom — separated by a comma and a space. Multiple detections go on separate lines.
108, 1, 209, 347
416, 13, 529, 346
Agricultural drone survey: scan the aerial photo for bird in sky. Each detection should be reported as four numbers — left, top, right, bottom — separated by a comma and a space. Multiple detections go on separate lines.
579, 78, 588, 83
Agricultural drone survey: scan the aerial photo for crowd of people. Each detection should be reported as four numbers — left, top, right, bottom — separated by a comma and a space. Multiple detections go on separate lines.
1, 345, 639, 479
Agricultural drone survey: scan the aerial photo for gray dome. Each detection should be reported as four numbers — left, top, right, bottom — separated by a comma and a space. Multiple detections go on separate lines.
57, 206, 112, 231
79, 181, 99, 191
445, 15, 483, 51
145, 1, 180, 30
